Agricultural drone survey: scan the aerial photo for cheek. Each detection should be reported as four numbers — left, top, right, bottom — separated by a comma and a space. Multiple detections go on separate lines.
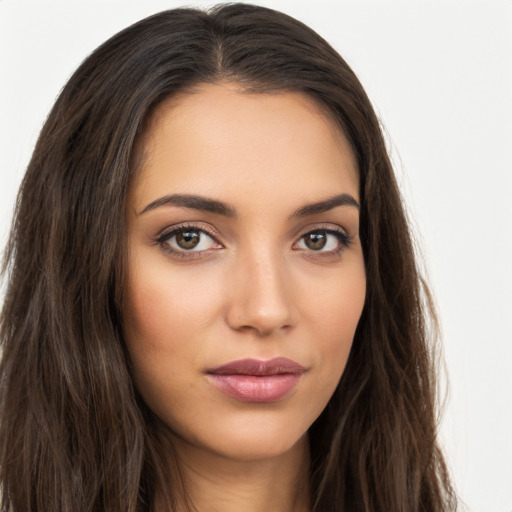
303, 261, 366, 386
123, 273, 196, 428
122, 260, 195, 390
123, 257, 222, 351
121, 254, 229, 415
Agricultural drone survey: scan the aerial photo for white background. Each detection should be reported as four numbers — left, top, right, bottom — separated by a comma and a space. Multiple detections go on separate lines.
1, 1, 511, 511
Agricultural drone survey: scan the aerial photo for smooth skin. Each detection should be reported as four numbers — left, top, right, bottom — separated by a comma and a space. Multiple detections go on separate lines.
123, 83, 366, 512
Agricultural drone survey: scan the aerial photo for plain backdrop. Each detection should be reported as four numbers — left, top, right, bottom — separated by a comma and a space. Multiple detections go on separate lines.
1, 1, 511, 511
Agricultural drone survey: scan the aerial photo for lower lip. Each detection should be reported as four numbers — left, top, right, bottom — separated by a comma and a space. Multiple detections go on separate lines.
207, 373, 302, 403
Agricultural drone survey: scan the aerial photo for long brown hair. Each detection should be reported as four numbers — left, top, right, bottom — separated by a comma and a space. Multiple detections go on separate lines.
0, 4, 457, 511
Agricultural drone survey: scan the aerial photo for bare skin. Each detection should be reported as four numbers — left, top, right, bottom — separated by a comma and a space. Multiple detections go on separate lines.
172, 435, 310, 512
124, 82, 366, 512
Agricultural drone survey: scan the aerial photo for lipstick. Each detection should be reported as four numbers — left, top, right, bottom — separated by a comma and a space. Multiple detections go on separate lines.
205, 357, 305, 403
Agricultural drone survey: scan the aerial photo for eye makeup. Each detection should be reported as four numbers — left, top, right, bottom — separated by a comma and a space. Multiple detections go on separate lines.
294, 225, 352, 253
153, 221, 353, 262
154, 223, 223, 260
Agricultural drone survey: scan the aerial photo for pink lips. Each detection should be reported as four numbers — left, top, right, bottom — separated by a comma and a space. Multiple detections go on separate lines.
206, 357, 306, 403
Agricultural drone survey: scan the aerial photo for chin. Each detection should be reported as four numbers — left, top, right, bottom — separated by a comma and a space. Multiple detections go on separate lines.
218, 432, 307, 462
168, 409, 311, 464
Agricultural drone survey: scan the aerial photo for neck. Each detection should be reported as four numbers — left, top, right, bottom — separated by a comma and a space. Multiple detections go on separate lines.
158, 434, 310, 512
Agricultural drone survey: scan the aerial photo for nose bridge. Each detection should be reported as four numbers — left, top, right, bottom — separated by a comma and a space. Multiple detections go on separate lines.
226, 238, 296, 335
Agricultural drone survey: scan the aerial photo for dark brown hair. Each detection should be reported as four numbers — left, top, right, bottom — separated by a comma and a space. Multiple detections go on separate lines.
0, 4, 457, 511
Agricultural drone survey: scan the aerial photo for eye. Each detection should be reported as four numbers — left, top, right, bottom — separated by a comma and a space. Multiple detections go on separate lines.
156, 225, 221, 257
295, 228, 351, 254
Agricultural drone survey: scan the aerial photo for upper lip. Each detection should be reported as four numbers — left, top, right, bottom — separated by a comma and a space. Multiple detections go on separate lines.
206, 357, 306, 376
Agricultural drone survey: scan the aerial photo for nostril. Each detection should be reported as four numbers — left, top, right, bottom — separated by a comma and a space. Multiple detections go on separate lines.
235, 322, 293, 337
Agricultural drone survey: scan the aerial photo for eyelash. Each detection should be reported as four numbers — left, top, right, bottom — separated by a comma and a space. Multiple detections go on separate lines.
154, 223, 353, 260
155, 223, 221, 260
295, 226, 353, 258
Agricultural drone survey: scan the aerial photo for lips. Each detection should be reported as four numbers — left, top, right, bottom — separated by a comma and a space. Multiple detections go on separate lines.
205, 357, 306, 403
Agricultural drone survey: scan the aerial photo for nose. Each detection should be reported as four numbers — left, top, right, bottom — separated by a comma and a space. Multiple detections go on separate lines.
225, 248, 297, 337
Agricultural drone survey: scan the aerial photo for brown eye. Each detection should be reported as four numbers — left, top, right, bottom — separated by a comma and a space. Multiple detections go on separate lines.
304, 231, 327, 250
158, 226, 219, 255
295, 228, 351, 255
176, 230, 200, 249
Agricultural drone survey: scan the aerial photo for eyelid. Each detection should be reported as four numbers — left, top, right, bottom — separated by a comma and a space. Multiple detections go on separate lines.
154, 222, 224, 258
294, 223, 351, 241
153, 221, 354, 260
155, 222, 221, 243
293, 223, 353, 254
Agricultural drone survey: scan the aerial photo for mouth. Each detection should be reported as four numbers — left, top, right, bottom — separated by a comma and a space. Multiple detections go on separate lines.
205, 357, 306, 403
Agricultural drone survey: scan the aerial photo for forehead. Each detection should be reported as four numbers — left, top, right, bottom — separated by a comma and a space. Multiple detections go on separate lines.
130, 83, 359, 212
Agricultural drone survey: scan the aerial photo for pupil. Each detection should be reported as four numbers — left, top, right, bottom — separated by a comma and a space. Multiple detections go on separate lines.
176, 231, 200, 249
306, 231, 327, 250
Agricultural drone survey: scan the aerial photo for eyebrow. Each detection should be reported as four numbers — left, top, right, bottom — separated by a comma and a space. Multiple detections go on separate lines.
291, 193, 360, 217
138, 194, 236, 217
138, 192, 359, 217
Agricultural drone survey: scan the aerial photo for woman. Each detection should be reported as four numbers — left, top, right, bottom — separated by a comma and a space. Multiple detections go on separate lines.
0, 4, 457, 511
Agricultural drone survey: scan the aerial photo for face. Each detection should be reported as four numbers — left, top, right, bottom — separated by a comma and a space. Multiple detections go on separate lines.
123, 83, 366, 463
